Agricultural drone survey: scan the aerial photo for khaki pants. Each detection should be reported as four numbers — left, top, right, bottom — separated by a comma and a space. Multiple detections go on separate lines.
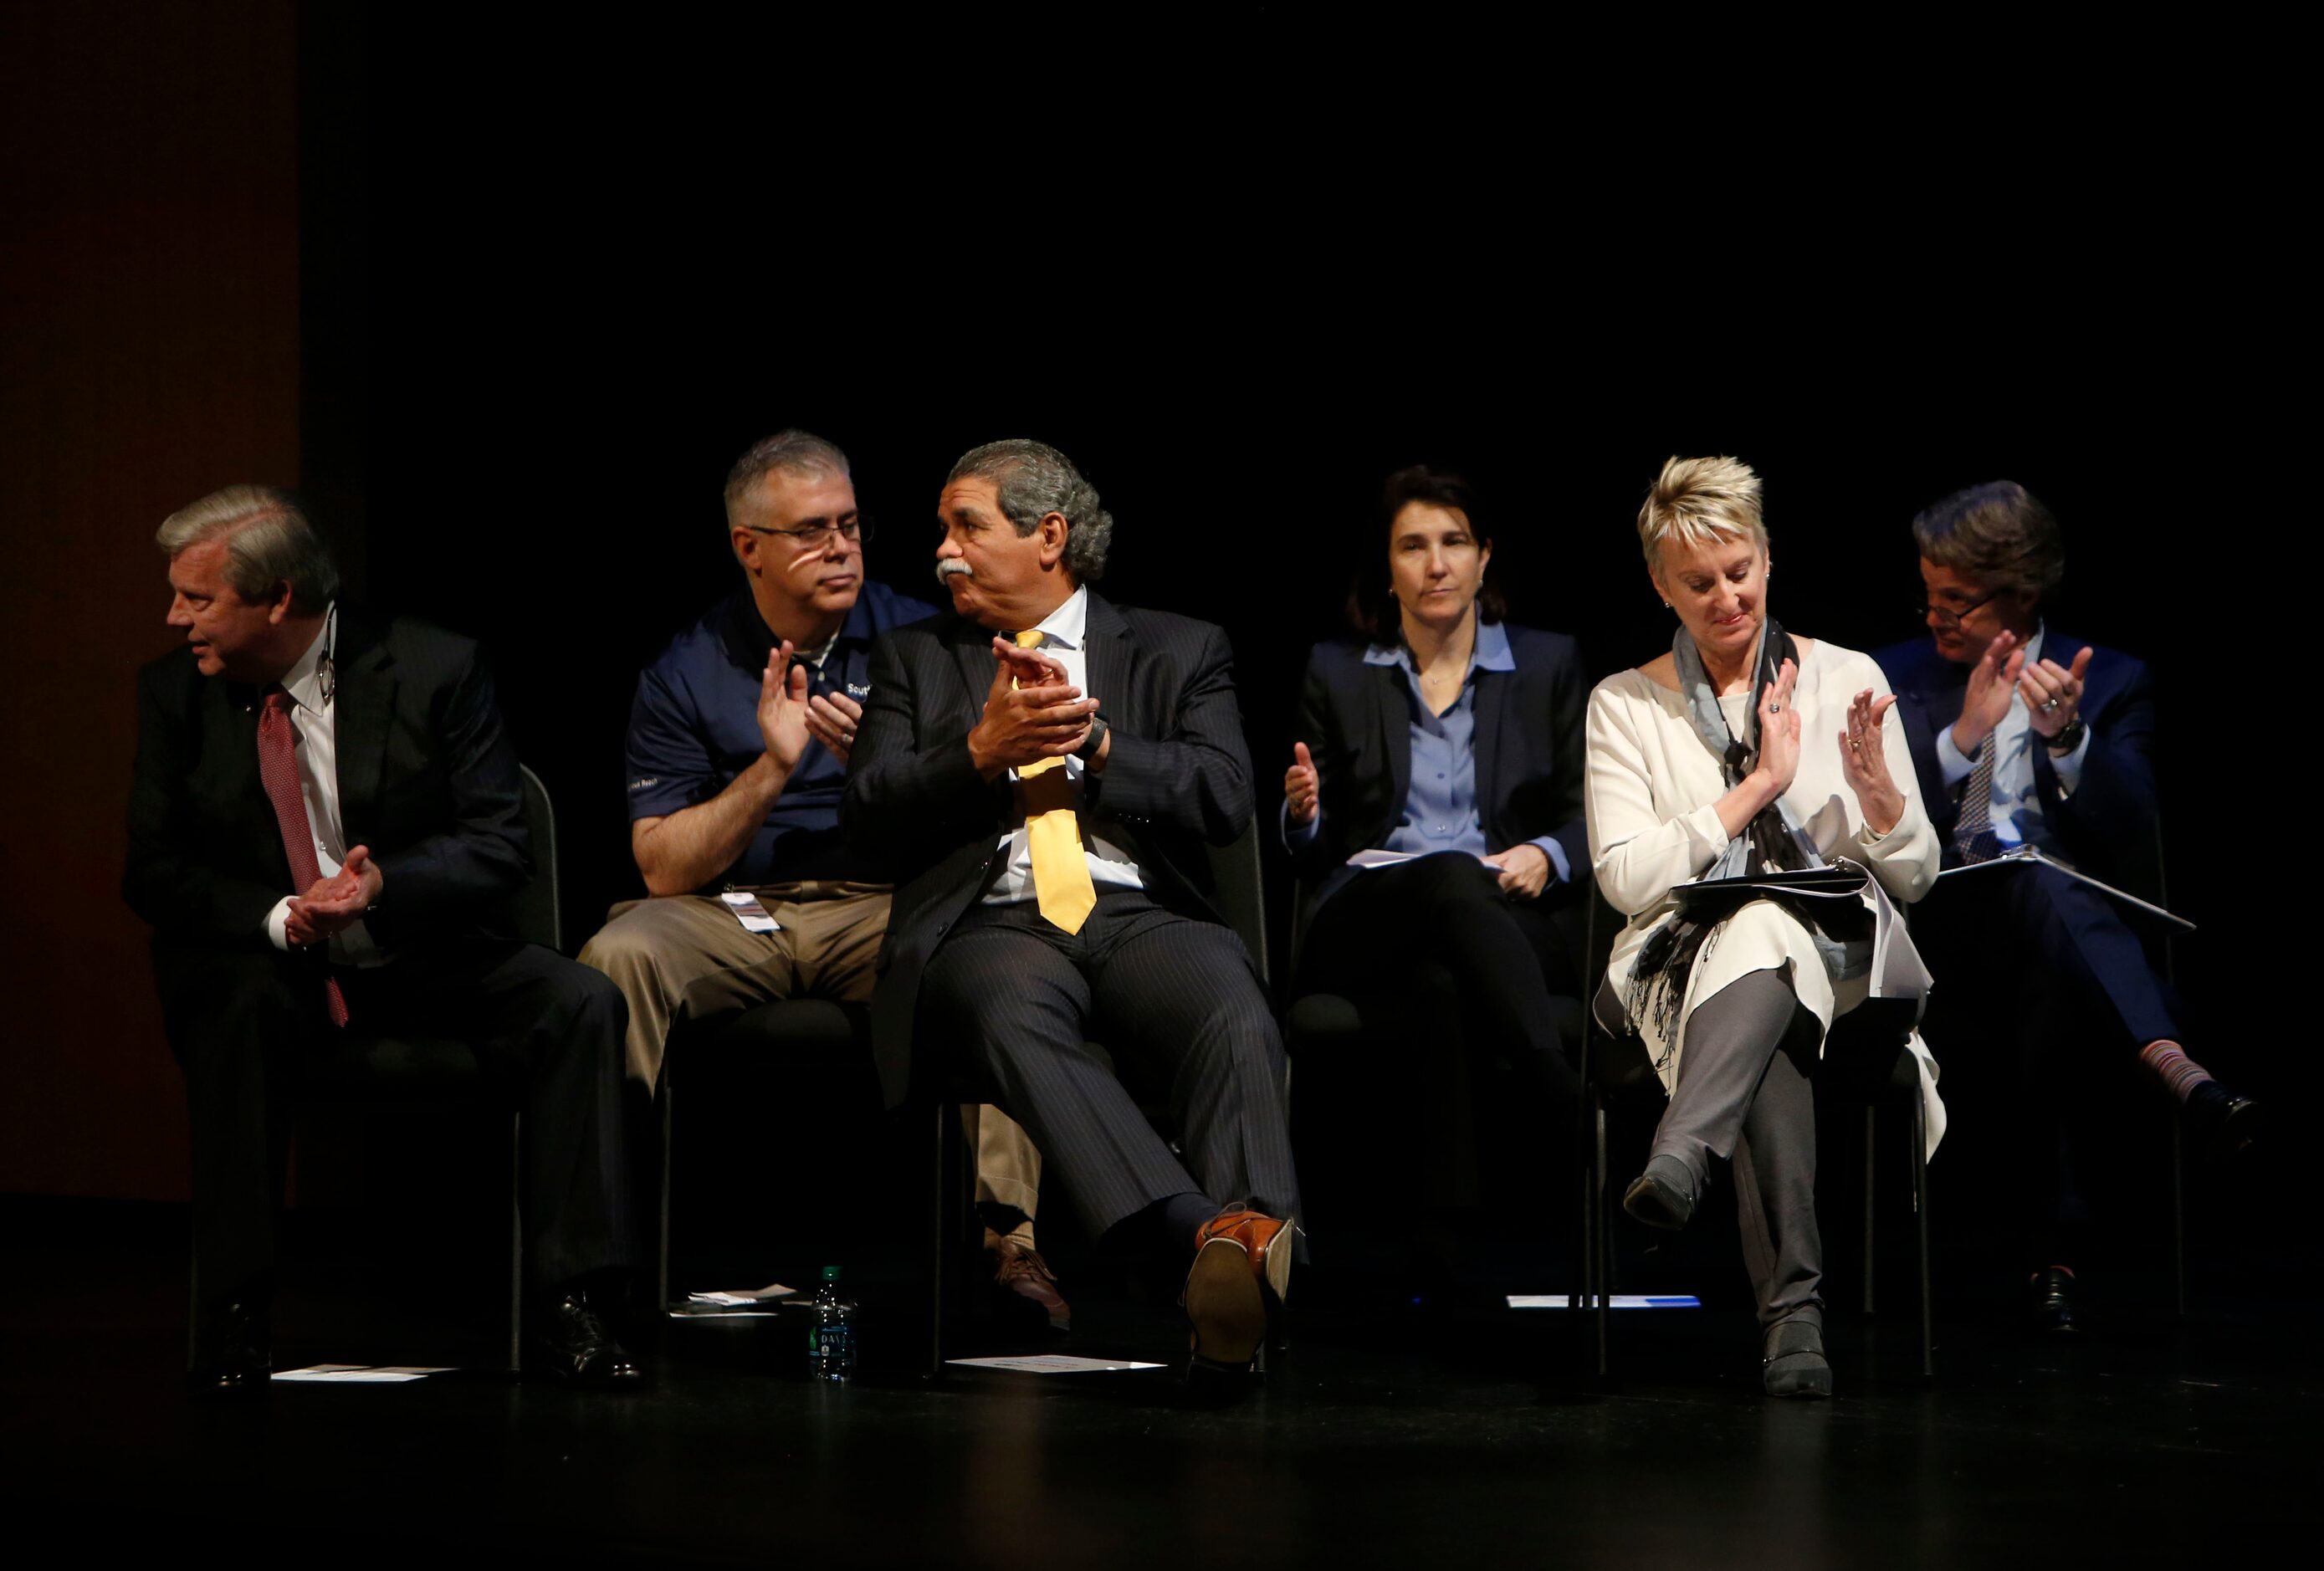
578, 884, 1042, 1226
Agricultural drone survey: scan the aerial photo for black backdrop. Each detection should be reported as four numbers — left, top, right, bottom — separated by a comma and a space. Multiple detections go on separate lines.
294, 14, 2280, 1106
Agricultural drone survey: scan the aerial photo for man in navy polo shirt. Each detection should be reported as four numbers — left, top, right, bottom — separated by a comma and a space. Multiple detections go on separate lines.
579, 430, 1062, 1324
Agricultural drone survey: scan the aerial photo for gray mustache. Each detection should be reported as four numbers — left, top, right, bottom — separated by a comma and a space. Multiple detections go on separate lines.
934, 560, 973, 585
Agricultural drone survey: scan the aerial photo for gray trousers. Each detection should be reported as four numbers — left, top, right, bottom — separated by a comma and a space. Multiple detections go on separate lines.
1651, 968, 1824, 1328
918, 888, 1301, 1244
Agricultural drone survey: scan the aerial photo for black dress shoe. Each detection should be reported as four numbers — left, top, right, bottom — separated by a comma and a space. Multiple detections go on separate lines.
187, 1297, 272, 1400
528, 1290, 647, 1390
2186, 1085, 2260, 1158
2027, 1267, 2080, 1334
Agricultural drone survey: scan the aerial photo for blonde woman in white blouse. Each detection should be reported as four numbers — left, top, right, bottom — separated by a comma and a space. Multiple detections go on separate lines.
1584, 456, 1943, 1399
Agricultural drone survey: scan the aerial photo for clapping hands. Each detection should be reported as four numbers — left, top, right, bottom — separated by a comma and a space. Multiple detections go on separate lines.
285, 845, 381, 948
1837, 688, 1904, 836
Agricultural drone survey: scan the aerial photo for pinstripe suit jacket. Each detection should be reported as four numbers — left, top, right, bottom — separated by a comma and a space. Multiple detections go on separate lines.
842, 591, 1257, 1107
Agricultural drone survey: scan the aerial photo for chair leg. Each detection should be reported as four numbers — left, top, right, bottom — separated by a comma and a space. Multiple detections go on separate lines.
657, 1070, 674, 1318
187, 1234, 202, 1374
1912, 1096, 1932, 1380
507, 1110, 525, 1374
1862, 1106, 1878, 1317
2171, 1117, 2188, 1321
929, 1099, 968, 1379
1593, 1098, 1610, 1377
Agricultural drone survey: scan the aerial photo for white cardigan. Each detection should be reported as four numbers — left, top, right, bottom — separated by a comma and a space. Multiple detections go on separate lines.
1584, 637, 1946, 1154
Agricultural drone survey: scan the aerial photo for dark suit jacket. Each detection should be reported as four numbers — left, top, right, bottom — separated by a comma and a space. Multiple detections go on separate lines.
1286, 627, 1589, 894
1872, 631, 2158, 878
124, 612, 532, 956
842, 592, 1256, 1107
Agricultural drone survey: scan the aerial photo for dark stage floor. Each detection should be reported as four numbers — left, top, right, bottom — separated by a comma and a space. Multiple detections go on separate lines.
2, 1196, 2316, 1566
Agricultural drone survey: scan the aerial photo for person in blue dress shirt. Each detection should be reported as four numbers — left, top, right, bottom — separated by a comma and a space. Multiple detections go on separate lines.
1282, 467, 1590, 1195
1875, 479, 2257, 1330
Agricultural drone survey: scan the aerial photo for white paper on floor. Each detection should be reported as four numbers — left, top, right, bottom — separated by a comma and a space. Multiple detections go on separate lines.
272, 1364, 455, 1383
1505, 1294, 1702, 1309
946, 1354, 1167, 1374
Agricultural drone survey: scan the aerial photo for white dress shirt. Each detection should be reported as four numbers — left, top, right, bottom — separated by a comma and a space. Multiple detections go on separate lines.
980, 585, 1146, 905
263, 606, 388, 964
1931, 623, 2091, 854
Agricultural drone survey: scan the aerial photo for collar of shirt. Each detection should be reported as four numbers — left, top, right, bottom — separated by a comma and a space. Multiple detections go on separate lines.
1017, 583, 1089, 653
279, 602, 336, 717
1361, 614, 1514, 679
720, 588, 879, 675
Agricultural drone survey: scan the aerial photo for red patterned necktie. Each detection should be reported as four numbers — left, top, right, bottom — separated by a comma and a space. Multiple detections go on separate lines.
256, 687, 351, 1027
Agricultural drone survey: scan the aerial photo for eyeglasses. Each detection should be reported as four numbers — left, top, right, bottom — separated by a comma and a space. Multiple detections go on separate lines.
1912, 586, 2004, 629
746, 516, 873, 550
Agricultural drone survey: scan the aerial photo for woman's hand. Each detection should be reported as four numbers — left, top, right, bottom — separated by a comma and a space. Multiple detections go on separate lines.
1483, 842, 1551, 899
1838, 688, 1904, 836
1752, 657, 1802, 799
1284, 741, 1320, 826
2019, 645, 2094, 745
1950, 629, 2025, 755
1715, 658, 1801, 841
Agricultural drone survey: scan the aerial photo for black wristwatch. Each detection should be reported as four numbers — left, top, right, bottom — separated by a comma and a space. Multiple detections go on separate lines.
1076, 714, 1110, 761
2045, 719, 2087, 755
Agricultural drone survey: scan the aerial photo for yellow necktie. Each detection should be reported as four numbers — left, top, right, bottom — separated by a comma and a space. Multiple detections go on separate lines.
1015, 630, 1097, 934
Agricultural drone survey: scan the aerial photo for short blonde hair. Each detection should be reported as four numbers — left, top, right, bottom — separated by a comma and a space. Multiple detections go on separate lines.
1636, 455, 1767, 575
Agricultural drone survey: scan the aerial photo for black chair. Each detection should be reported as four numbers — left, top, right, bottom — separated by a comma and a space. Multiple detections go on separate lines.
190, 763, 560, 1374
1575, 891, 1933, 1380
1282, 875, 1589, 1267
924, 816, 1274, 1376
653, 994, 871, 1315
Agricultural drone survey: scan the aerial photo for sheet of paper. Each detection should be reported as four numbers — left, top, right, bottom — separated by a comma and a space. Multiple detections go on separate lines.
1505, 1294, 1701, 1309
273, 1364, 454, 1383
1346, 848, 1497, 872
946, 1354, 1166, 1373
688, 1283, 796, 1305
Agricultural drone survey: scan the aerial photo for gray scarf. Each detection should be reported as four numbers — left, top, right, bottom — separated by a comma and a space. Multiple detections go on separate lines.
1629, 617, 1861, 1058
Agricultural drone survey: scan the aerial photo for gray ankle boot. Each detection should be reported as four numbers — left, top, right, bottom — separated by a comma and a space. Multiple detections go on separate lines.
1621, 1154, 1699, 1231
1762, 1318, 1831, 1399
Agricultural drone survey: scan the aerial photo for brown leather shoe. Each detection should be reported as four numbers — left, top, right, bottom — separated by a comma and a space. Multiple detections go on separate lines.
1181, 1206, 1293, 1377
985, 1227, 1071, 1332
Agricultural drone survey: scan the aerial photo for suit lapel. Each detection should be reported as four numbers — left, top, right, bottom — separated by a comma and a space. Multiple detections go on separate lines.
332, 623, 395, 841
1472, 665, 1513, 843
948, 619, 996, 734
1083, 591, 1132, 732
1372, 663, 1410, 819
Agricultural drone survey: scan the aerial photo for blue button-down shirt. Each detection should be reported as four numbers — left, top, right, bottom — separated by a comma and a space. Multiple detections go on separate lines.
624, 581, 937, 887
1287, 619, 1570, 882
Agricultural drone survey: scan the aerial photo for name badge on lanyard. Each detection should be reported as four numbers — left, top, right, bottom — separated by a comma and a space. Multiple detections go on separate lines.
719, 890, 781, 934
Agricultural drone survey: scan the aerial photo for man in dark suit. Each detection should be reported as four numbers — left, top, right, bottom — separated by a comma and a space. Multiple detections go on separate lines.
125, 485, 647, 1393
1874, 479, 2255, 1329
843, 439, 1298, 1383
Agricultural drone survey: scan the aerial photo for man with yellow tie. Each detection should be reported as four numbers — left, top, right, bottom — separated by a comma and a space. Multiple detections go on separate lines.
844, 439, 1300, 1388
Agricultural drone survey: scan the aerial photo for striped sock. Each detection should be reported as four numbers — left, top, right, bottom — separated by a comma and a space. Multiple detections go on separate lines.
2139, 1041, 2214, 1104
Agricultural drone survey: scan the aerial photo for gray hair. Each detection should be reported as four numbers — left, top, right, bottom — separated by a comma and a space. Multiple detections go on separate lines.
724, 428, 852, 528
947, 438, 1113, 582
1911, 480, 2065, 597
155, 484, 339, 613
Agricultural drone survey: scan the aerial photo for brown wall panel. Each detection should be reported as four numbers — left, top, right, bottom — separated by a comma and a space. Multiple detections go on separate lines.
0, 2, 299, 1199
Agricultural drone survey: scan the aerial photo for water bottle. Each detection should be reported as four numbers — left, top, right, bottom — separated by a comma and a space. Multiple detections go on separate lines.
807, 1265, 856, 1382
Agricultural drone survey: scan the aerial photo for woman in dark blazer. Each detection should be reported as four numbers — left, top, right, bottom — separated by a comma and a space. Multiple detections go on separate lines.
1283, 466, 1589, 1114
